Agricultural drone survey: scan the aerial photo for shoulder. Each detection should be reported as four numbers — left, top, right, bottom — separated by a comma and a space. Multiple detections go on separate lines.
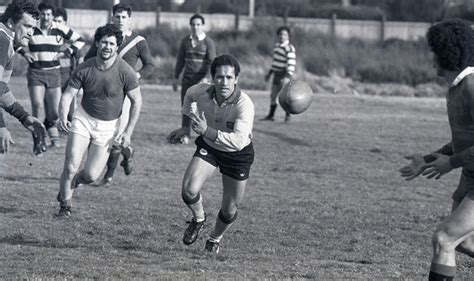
189, 83, 213, 95
463, 75, 474, 92
238, 91, 254, 106
130, 31, 146, 43
0, 31, 10, 48
52, 22, 70, 33
204, 36, 215, 44
285, 43, 296, 52
117, 58, 136, 73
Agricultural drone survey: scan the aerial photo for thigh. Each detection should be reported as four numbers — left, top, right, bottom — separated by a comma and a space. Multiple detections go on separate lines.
82, 143, 111, 175
64, 132, 90, 171
182, 156, 217, 195
29, 85, 46, 105
439, 191, 474, 245
45, 87, 61, 115
270, 83, 282, 101
221, 175, 247, 210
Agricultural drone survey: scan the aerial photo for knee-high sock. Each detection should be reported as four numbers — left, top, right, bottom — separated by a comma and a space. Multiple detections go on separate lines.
209, 210, 238, 242
104, 150, 121, 179
267, 104, 277, 118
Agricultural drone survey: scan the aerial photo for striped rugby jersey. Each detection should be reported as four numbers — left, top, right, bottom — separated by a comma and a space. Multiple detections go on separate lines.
84, 31, 155, 79
174, 33, 216, 85
25, 22, 84, 70
270, 40, 296, 77
0, 22, 18, 127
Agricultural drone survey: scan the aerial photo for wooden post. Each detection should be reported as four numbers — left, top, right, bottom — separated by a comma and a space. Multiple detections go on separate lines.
331, 13, 337, 38
234, 10, 240, 31
380, 15, 386, 42
156, 6, 161, 28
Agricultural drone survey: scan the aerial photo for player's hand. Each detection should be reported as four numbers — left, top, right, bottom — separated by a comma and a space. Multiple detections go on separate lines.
282, 77, 291, 85
421, 153, 453, 180
22, 115, 47, 139
117, 132, 131, 148
167, 127, 187, 144
0, 127, 14, 153
399, 154, 427, 181
172, 79, 179, 92
58, 118, 71, 132
190, 111, 207, 135
23, 53, 34, 63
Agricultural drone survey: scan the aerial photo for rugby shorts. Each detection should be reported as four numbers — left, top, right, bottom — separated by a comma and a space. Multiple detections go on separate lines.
70, 105, 118, 147
60, 67, 72, 92
193, 136, 254, 181
452, 169, 474, 203
27, 67, 61, 88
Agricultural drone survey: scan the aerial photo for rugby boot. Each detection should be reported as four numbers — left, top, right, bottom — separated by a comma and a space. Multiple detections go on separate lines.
120, 146, 134, 175
259, 116, 274, 121
204, 239, 220, 254
32, 132, 46, 156
97, 177, 113, 187
183, 215, 206, 245
260, 104, 277, 121
56, 206, 72, 218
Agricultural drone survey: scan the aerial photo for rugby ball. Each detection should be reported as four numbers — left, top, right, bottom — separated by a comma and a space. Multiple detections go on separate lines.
278, 80, 313, 114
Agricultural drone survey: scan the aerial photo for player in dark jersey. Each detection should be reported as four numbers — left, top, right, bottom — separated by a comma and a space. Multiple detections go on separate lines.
56, 24, 142, 217
172, 13, 216, 144
85, 3, 155, 187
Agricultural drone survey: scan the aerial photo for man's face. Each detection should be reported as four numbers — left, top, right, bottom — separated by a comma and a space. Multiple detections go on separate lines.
96, 35, 118, 61
278, 29, 289, 43
53, 16, 65, 25
40, 8, 53, 28
213, 65, 238, 100
190, 18, 204, 37
112, 11, 131, 33
13, 13, 37, 47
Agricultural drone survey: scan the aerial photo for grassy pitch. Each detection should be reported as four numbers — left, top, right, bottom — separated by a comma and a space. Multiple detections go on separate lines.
0, 77, 473, 279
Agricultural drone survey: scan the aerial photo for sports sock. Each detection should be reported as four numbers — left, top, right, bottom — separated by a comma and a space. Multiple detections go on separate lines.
208, 235, 222, 243
45, 119, 59, 144
429, 263, 456, 281
209, 210, 237, 241
104, 150, 121, 179
268, 104, 277, 118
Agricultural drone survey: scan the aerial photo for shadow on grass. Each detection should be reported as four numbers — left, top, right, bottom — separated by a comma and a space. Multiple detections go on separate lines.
253, 128, 313, 147
0, 234, 81, 249
2, 175, 59, 183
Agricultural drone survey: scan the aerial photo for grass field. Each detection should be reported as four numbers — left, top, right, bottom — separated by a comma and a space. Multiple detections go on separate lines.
0, 77, 473, 279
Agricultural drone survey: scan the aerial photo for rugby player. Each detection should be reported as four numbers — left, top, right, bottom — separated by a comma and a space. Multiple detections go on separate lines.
56, 24, 142, 217
19, 2, 84, 154
400, 19, 474, 281
172, 13, 216, 144
260, 26, 296, 122
85, 3, 155, 187
168, 55, 255, 254
53, 7, 82, 123
0, 0, 46, 154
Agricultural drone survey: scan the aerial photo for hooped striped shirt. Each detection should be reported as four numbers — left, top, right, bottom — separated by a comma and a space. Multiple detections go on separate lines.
270, 40, 296, 77
21, 22, 85, 70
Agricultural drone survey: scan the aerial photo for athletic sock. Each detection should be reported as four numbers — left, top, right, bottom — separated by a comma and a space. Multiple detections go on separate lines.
268, 104, 277, 118
429, 263, 456, 281
104, 150, 121, 179
208, 235, 222, 243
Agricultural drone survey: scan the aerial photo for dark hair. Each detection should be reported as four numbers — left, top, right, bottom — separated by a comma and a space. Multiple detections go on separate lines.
38, 2, 55, 13
54, 7, 67, 21
211, 54, 241, 77
427, 18, 474, 71
276, 26, 291, 36
113, 3, 132, 17
94, 23, 123, 46
1, 0, 39, 24
189, 13, 205, 25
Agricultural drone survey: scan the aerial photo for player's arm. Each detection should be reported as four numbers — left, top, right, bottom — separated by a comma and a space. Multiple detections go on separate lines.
119, 87, 142, 147
202, 38, 216, 82
167, 86, 196, 142
285, 45, 296, 79
137, 40, 155, 80
58, 85, 80, 132
58, 23, 85, 57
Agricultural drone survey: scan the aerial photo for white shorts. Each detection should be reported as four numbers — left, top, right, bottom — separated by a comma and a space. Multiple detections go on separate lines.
70, 105, 119, 147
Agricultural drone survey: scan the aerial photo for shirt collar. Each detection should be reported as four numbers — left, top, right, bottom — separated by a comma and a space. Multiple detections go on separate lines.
451, 67, 474, 87
207, 85, 242, 105
279, 40, 290, 47
190, 32, 206, 41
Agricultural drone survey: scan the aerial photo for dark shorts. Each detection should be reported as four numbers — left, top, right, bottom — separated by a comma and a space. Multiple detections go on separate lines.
272, 71, 286, 85
27, 67, 61, 88
452, 169, 474, 203
193, 136, 254, 181
60, 68, 72, 92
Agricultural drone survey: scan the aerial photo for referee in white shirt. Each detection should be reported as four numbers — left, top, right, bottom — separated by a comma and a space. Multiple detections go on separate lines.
167, 54, 255, 254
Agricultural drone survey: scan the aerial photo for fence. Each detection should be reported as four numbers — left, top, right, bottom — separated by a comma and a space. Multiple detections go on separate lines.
0, 7, 431, 42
